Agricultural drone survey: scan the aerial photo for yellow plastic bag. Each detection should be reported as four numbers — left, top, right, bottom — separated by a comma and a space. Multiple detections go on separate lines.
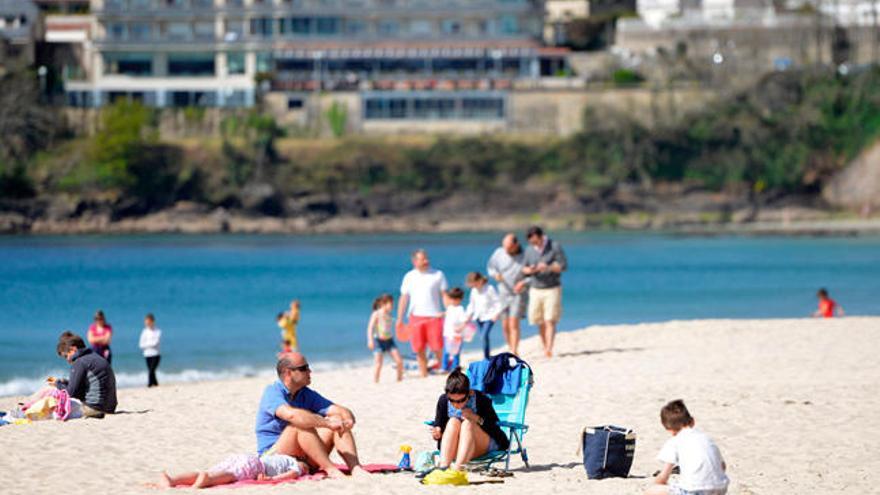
24, 396, 57, 421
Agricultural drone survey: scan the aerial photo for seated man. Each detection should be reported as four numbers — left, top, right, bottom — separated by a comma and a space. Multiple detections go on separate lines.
48, 331, 118, 418
255, 353, 368, 478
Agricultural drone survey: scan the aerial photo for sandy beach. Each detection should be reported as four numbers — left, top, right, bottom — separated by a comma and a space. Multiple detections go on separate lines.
2, 317, 878, 494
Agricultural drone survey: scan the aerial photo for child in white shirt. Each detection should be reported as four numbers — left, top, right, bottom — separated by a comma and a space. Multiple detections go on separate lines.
138, 313, 162, 388
646, 400, 729, 495
442, 288, 468, 372
465, 272, 502, 359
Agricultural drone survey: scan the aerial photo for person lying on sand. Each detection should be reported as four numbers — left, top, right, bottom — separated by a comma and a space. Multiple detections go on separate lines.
159, 453, 307, 489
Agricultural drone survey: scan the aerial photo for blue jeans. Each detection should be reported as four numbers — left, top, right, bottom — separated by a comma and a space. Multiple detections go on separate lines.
477, 320, 494, 359
442, 349, 460, 371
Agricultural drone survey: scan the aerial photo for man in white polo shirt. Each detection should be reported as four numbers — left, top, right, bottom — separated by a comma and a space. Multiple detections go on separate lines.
396, 249, 448, 377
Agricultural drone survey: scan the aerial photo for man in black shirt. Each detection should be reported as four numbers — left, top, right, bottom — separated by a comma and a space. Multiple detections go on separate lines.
49, 331, 118, 418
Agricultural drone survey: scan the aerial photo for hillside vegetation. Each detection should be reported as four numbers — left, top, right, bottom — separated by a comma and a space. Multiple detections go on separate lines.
2, 67, 879, 223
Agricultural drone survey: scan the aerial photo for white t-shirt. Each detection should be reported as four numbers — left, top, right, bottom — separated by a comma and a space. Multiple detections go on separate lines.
657, 427, 729, 491
443, 305, 469, 339
138, 327, 162, 358
400, 268, 448, 317
466, 284, 501, 321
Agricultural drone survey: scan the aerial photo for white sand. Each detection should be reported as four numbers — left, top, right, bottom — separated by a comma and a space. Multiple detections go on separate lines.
2, 317, 879, 494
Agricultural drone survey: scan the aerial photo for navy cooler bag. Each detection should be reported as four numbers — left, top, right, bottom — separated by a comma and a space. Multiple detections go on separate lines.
581, 425, 636, 479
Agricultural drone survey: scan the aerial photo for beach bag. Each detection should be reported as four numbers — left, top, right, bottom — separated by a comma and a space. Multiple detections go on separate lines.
462, 322, 477, 343
581, 425, 636, 479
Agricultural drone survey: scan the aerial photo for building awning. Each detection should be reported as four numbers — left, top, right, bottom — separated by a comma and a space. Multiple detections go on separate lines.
273, 39, 543, 59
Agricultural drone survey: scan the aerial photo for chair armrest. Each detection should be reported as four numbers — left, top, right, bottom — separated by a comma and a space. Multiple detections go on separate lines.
498, 420, 528, 430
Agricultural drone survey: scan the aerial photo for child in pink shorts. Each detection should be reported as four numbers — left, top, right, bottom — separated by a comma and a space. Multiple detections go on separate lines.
160, 453, 308, 489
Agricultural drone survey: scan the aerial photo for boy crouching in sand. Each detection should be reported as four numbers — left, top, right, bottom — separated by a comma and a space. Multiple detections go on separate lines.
646, 400, 729, 495
160, 453, 308, 489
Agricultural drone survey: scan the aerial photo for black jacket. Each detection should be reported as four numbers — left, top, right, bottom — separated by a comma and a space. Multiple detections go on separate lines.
433, 391, 509, 451
57, 348, 117, 413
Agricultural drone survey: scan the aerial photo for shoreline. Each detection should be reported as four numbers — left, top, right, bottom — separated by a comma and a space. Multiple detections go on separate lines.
2, 317, 879, 494
2, 209, 880, 237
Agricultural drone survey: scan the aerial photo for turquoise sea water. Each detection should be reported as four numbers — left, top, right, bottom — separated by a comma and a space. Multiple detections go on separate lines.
1, 232, 878, 396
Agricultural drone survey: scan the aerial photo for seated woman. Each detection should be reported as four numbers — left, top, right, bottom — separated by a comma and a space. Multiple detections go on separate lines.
428, 368, 510, 478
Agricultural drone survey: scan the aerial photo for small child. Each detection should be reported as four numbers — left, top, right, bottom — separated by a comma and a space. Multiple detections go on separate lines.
465, 271, 502, 359
138, 313, 162, 388
160, 453, 308, 489
442, 288, 468, 372
646, 400, 729, 495
813, 288, 844, 318
367, 293, 404, 383
277, 300, 301, 353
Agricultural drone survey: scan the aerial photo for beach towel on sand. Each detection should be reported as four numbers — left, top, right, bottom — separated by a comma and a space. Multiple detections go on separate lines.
228, 464, 400, 487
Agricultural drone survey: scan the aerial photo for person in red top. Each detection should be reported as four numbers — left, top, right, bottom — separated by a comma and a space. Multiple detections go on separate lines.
813, 288, 845, 318
88, 309, 114, 364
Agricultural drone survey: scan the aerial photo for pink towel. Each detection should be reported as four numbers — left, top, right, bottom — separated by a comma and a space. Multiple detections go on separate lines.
231, 464, 400, 487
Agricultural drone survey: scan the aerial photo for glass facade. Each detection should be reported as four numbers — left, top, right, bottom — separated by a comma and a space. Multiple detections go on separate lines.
363, 92, 505, 120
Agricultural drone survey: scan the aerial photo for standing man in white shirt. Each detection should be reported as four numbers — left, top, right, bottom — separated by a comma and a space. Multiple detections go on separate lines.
139, 313, 162, 387
396, 249, 448, 377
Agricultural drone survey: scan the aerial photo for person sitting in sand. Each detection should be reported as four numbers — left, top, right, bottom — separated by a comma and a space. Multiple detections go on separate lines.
160, 453, 308, 489
48, 331, 117, 418
424, 368, 509, 485
254, 352, 369, 479
646, 400, 729, 495
813, 288, 844, 318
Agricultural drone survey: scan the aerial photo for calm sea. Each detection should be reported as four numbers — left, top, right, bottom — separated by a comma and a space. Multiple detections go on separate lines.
1, 232, 878, 396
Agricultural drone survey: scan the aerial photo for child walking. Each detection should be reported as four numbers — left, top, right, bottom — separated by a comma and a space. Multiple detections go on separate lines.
277, 299, 301, 353
442, 288, 468, 372
367, 293, 404, 383
160, 453, 307, 489
465, 272, 502, 359
138, 313, 162, 388
646, 400, 729, 495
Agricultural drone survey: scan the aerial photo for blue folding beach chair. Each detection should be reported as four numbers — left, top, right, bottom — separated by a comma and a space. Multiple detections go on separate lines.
466, 358, 533, 473
425, 356, 533, 474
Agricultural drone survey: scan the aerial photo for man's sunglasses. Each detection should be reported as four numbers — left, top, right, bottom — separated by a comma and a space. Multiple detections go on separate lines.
448, 396, 468, 405
288, 364, 311, 373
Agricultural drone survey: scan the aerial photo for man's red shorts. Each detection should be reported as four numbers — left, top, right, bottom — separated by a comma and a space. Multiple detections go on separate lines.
407, 315, 443, 354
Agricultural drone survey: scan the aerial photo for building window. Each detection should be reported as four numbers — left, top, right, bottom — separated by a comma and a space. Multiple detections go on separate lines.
166, 22, 192, 41
441, 20, 461, 35
499, 15, 518, 34
256, 52, 272, 72
226, 0, 244, 6
107, 23, 126, 40
227, 52, 245, 74
192, 0, 214, 7
105, 0, 125, 10
363, 92, 505, 120
168, 52, 215, 76
290, 17, 311, 34
250, 17, 273, 37
378, 20, 399, 36
129, 22, 152, 41
315, 17, 340, 35
345, 19, 367, 35
130, 0, 153, 9
224, 90, 247, 107
104, 52, 153, 75
165, 0, 188, 7
224, 19, 244, 40
410, 20, 432, 36
194, 21, 215, 40
171, 91, 217, 107
287, 97, 304, 109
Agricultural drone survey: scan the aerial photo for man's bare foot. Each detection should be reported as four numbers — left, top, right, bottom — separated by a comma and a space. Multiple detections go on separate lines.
158, 472, 173, 488
350, 465, 371, 479
192, 472, 209, 489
